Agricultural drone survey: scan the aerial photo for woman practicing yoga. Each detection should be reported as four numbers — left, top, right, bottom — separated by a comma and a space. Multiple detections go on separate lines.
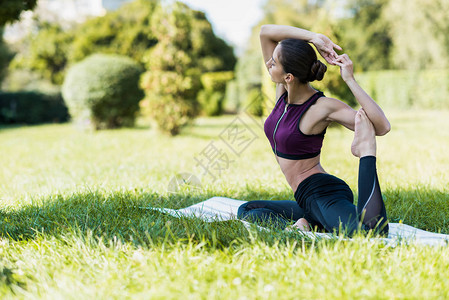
237, 25, 390, 234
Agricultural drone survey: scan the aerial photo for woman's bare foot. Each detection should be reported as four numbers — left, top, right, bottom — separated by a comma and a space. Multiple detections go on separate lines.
351, 109, 377, 158
291, 218, 310, 231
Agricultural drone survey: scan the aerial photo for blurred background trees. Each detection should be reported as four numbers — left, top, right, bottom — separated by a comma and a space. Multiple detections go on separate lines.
1, 0, 449, 132
138, 1, 235, 134
2, 0, 235, 133
0, 29, 12, 84
0, 0, 38, 26
234, 0, 449, 115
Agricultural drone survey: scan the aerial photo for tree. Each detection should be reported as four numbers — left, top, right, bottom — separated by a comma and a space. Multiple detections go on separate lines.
69, 0, 159, 64
139, 1, 236, 134
0, 29, 13, 83
421, 0, 449, 60
140, 2, 202, 135
10, 0, 236, 89
10, 0, 159, 85
188, 9, 236, 72
384, 0, 449, 70
339, 0, 392, 71
10, 22, 74, 84
0, 0, 37, 26
0, 0, 38, 84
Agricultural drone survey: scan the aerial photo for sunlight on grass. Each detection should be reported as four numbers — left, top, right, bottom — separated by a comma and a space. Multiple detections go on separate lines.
1, 109, 449, 298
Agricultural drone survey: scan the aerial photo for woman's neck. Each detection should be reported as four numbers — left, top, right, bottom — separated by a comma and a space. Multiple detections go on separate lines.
285, 83, 317, 105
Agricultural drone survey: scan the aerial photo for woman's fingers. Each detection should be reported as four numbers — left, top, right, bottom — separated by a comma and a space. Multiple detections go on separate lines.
334, 61, 343, 67
335, 56, 345, 64
335, 54, 352, 64
332, 42, 342, 51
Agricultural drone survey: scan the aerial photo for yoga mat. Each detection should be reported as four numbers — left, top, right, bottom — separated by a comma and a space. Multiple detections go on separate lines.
147, 197, 449, 246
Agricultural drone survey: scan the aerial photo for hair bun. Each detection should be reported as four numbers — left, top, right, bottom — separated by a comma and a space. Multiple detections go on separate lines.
308, 60, 327, 82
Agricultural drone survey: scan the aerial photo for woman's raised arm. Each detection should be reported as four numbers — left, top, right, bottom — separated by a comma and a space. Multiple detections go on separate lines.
331, 54, 391, 136
259, 25, 341, 66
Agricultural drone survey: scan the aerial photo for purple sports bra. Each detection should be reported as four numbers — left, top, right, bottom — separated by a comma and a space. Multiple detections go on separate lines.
264, 91, 326, 160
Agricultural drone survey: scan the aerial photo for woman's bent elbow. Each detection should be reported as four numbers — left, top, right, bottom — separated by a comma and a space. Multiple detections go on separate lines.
260, 25, 269, 36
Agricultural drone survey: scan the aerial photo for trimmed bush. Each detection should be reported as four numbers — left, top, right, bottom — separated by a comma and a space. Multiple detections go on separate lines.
198, 71, 234, 116
223, 79, 239, 113
140, 68, 201, 135
62, 54, 144, 129
244, 88, 265, 117
0, 92, 69, 124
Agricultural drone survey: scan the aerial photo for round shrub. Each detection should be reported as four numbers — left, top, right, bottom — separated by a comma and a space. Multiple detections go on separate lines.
62, 54, 144, 129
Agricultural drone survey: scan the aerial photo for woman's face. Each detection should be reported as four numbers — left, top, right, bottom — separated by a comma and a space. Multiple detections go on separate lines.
266, 44, 286, 83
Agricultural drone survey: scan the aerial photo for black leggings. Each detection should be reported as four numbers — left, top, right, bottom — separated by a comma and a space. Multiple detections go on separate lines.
237, 156, 388, 235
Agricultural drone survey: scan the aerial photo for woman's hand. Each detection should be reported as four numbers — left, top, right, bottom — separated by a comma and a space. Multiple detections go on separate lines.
310, 33, 342, 65
334, 54, 355, 82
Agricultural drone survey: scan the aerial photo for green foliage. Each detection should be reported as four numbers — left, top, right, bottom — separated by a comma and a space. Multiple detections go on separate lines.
140, 64, 202, 135
223, 79, 239, 113
9, 0, 236, 130
0, 0, 37, 26
10, 23, 74, 85
62, 54, 144, 129
198, 71, 234, 116
356, 69, 449, 109
0, 91, 69, 124
339, 0, 392, 71
188, 10, 236, 72
200, 71, 234, 92
244, 88, 265, 117
197, 90, 223, 116
384, 0, 449, 70
340, 0, 449, 71
230, 36, 263, 112
0, 29, 13, 84
10, 1, 158, 85
140, 1, 234, 134
69, 0, 159, 64
0, 69, 60, 94
421, 0, 449, 61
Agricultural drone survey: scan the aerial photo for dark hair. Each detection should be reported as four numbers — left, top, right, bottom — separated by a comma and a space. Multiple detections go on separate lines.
278, 38, 327, 84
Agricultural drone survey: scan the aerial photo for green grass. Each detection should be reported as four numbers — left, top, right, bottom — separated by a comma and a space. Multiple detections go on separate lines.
1, 110, 449, 298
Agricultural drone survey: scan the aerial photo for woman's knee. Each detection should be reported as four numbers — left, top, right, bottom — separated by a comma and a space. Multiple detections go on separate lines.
237, 202, 251, 219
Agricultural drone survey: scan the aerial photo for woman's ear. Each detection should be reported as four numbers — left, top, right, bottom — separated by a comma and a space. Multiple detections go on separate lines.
285, 73, 294, 83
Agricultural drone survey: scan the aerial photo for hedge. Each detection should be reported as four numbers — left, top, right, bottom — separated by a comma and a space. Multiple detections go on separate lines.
0, 92, 69, 124
356, 69, 449, 109
198, 71, 234, 116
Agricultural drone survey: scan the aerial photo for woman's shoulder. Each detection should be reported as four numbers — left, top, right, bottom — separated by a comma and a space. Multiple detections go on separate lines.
315, 95, 346, 107
312, 95, 351, 116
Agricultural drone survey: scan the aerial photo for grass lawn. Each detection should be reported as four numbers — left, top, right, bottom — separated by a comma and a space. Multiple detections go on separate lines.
1, 109, 449, 298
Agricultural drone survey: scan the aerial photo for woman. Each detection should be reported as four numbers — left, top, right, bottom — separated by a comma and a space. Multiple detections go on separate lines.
237, 25, 390, 235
